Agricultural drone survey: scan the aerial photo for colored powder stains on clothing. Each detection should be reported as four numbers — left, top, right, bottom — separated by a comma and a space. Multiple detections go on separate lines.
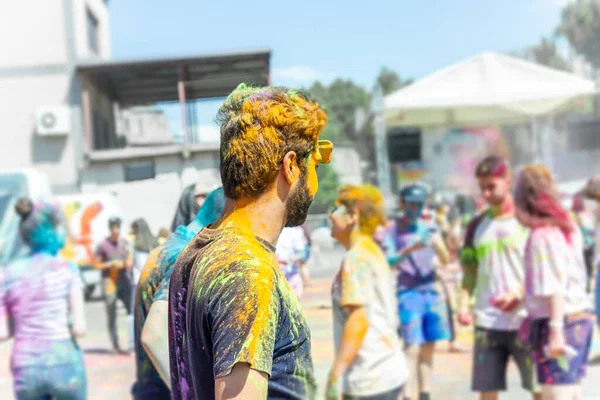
524, 226, 590, 320
168, 225, 316, 400
95, 237, 130, 287
331, 235, 408, 397
131, 226, 194, 399
1, 253, 83, 369
462, 214, 529, 331
381, 219, 439, 292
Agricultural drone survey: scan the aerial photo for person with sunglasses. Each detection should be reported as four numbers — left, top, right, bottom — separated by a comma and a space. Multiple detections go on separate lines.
458, 156, 539, 400
380, 184, 451, 400
167, 84, 332, 400
327, 185, 408, 400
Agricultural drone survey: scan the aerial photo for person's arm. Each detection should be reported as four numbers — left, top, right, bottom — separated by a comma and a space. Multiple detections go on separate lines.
327, 253, 373, 398
141, 300, 171, 389
431, 233, 450, 267
215, 363, 268, 400
0, 270, 13, 341
69, 272, 86, 337
547, 294, 566, 359
327, 305, 369, 387
93, 245, 115, 270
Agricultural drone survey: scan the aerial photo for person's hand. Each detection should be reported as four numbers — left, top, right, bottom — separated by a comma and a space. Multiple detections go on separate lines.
113, 260, 125, 269
457, 306, 473, 326
491, 292, 521, 312
325, 375, 340, 400
547, 328, 566, 359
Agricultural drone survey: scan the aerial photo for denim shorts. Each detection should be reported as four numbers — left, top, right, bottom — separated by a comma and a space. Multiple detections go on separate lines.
398, 290, 452, 346
530, 311, 594, 385
13, 349, 86, 400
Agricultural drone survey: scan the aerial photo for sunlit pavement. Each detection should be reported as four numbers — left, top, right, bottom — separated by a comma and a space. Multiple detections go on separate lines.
2, 251, 600, 399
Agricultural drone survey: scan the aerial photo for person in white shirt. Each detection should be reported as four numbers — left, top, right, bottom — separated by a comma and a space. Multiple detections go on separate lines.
327, 184, 408, 400
515, 165, 593, 400
458, 156, 540, 400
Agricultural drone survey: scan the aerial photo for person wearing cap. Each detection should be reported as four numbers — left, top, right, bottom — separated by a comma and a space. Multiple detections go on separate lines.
170, 183, 215, 232
94, 216, 134, 354
458, 156, 539, 400
131, 187, 226, 400
380, 184, 451, 400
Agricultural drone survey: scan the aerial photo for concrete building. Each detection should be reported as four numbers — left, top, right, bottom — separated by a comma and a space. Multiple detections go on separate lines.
0, 0, 270, 232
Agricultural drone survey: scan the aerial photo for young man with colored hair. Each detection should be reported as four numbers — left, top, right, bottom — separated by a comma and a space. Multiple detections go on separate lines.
168, 84, 332, 400
458, 156, 540, 400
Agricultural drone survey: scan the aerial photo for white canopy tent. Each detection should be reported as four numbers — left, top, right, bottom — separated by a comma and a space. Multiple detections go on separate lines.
384, 52, 596, 128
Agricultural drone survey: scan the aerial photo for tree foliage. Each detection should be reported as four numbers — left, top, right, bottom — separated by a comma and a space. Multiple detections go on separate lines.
512, 37, 570, 71
376, 66, 414, 96
309, 163, 341, 214
557, 0, 600, 67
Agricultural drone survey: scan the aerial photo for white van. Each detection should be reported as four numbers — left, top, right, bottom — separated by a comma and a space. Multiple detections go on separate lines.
54, 192, 122, 299
0, 169, 122, 300
0, 169, 52, 265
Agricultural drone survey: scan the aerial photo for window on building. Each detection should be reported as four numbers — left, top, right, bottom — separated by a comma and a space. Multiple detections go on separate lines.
87, 9, 99, 54
124, 161, 155, 182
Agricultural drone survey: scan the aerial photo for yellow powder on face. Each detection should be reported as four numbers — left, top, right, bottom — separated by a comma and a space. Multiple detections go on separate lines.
336, 184, 386, 236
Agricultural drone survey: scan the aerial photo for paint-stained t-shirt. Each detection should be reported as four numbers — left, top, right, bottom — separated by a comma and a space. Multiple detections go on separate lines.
524, 226, 591, 320
332, 236, 408, 397
168, 225, 316, 400
0, 253, 82, 368
95, 237, 130, 282
132, 226, 194, 399
382, 219, 440, 292
470, 215, 529, 331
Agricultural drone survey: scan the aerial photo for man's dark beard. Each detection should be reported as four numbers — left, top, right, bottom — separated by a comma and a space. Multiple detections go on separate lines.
285, 169, 314, 227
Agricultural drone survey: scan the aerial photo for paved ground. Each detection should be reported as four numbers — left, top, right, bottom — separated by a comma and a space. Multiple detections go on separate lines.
2, 246, 600, 399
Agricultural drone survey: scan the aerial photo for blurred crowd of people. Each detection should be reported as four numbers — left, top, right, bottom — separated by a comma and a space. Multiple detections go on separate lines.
0, 82, 598, 400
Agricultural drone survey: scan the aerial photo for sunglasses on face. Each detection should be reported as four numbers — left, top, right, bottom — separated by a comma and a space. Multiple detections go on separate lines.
317, 140, 333, 164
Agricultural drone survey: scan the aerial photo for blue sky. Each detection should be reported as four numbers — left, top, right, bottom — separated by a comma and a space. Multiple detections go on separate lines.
108, 0, 570, 132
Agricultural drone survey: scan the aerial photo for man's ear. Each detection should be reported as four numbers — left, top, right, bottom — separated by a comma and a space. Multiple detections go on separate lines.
282, 151, 299, 185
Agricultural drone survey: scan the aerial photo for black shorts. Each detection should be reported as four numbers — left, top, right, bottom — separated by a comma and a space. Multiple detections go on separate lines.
472, 327, 537, 393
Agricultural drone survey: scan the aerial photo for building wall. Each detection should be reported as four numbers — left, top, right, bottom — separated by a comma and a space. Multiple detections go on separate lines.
80, 151, 221, 234
330, 147, 362, 185
73, 0, 111, 60
0, 0, 67, 68
0, 74, 79, 187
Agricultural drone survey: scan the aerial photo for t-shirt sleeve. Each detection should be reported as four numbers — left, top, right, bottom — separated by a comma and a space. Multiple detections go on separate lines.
208, 262, 281, 378
528, 231, 566, 297
68, 262, 83, 290
340, 253, 373, 307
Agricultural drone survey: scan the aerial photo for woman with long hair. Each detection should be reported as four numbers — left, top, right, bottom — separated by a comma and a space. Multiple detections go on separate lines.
130, 218, 158, 286
0, 198, 87, 399
327, 184, 408, 400
515, 166, 593, 400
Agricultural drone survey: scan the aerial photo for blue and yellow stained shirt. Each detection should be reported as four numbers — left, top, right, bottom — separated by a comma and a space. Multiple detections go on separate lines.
131, 225, 196, 400
168, 225, 317, 400
381, 219, 440, 293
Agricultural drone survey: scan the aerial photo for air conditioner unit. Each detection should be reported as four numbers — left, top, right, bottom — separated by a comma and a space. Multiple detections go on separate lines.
35, 106, 71, 136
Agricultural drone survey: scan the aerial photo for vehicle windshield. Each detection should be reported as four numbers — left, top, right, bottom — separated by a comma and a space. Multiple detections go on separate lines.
0, 173, 28, 264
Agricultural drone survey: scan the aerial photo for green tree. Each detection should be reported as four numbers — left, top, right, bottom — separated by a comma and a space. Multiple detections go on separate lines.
309, 163, 340, 214
557, 0, 600, 67
376, 66, 414, 96
308, 78, 370, 144
513, 37, 571, 71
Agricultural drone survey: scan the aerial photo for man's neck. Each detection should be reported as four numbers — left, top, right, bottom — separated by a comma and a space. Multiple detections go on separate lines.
489, 196, 514, 218
108, 235, 119, 243
215, 194, 286, 246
